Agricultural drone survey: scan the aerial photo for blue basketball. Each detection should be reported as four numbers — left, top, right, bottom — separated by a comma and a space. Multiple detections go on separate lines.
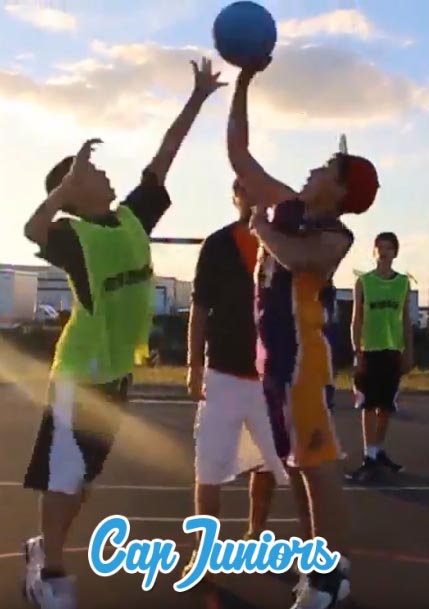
213, 1, 277, 68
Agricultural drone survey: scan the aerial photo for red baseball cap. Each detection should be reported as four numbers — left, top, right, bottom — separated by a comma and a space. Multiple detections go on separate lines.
339, 154, 380, 215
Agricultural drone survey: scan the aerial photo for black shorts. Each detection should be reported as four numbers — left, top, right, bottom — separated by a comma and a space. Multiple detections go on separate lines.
24, 376, 129, 494
354, 350, 402, 412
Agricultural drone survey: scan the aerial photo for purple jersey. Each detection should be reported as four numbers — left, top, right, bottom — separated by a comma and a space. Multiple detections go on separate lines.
255, 200, 352, 383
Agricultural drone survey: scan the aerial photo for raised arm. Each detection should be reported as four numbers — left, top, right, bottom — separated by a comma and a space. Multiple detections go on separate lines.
147, 57, 226, 185
251, 210, 350, 276
227, 67, 296, 207
24, 139, 99, 247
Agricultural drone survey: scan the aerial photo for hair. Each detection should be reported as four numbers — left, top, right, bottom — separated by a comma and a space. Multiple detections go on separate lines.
375, 232, 399, 255
45, 156, 74, 194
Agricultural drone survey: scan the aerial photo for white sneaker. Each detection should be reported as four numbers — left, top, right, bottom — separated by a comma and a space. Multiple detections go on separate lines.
23, 536, 45, 603
25, 574, 77, 609
23, 537, 77, 609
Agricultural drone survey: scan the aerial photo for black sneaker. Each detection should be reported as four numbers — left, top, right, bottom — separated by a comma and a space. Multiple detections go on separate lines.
291, 567, 350, 608
292, 556, 350, 600
377, 450, 404, 473
345, 456, 378, 483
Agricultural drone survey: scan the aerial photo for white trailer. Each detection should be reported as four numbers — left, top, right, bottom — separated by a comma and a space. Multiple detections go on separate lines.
154, 277, 192, 314
0, 269, 38, 327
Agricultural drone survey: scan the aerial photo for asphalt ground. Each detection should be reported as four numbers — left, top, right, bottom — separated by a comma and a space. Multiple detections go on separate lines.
0, 385, 428, 609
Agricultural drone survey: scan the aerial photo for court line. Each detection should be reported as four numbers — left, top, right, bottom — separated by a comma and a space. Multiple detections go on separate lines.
128, 517, 298, 523
96, 484, 429, 493
1, 481, 429, 492
129, 398, 194, 405
352, 548, 429, 566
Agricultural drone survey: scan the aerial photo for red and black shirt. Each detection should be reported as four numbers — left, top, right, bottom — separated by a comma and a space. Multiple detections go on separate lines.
192, 221, 259, 378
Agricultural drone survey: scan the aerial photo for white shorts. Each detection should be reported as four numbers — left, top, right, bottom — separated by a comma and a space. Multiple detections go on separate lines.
194, 369, 288, 486
24, 377, 125, 495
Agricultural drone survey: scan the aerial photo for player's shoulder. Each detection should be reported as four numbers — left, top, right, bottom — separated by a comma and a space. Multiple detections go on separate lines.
51, 217, 73, 230
204, 222, 238, 245
332, 218, 354, 239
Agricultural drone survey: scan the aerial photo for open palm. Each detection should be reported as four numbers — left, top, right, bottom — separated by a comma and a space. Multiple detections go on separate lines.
191, 57, 227, 97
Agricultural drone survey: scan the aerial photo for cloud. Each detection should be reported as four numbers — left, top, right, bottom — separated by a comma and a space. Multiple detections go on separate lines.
251, 44, 428, 128
278, 9, 414, 47
5, 3, 77, 31
279, 9, 375, 40
379, 150, 429, 170
0, 40, 427, 132
16, 52, 34, 62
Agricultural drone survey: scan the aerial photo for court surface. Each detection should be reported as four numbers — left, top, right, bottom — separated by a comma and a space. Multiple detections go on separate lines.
0, 384, 428, 609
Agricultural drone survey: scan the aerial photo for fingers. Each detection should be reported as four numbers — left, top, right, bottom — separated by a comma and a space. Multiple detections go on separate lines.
74, 138, 103, 169
76, 138, 103, 160
190, 60, 198, 77
81, 138, 103, 150
202, 56, 211, 73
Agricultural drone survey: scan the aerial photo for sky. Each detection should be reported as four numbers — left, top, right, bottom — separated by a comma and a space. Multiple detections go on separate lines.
0, 0, 428, 301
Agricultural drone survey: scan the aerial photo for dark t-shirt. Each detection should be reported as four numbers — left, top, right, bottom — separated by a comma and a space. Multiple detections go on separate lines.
192, 222, 259, 378
37, 169, 171, 313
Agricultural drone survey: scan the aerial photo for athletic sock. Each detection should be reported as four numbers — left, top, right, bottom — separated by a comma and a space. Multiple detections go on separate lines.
41, 568, 66, 581
365, 445, 378, 460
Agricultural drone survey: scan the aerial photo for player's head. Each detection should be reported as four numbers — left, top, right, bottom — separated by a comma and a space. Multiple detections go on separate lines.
300, 154, 379, 218
45, 157, 115, 217
232, 178, 252, 221
374, 232, 399, 264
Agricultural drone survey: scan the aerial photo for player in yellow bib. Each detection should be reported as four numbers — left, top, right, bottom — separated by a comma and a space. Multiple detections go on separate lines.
21, 58, 226, 609
348, 232, 413, 482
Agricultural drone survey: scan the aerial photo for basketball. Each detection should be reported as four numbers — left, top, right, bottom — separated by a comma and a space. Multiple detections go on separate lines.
213, 1, 277, 68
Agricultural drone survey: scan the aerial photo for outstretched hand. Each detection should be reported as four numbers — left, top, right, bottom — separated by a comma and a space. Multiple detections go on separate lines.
60, 138, 102, 202
191, 57, 228, 97
240, 56, 272, 81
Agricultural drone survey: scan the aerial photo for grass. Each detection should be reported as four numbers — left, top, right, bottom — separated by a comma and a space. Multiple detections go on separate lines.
133, 365, 187, 386
134, 365, 429, 391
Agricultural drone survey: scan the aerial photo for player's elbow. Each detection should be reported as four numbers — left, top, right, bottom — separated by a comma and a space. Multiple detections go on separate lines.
24, 220, 46, 247
227, 147, 249, 181
24, 221, 38, 243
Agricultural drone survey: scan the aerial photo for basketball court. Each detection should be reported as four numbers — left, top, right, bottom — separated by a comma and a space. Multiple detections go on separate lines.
0, 383, 428, 609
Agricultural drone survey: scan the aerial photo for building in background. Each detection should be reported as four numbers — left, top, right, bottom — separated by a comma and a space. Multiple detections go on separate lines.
419, 307, 429, 329
0, 264, 193, 317
0, 264, 422, 324
0, 268, 38, 327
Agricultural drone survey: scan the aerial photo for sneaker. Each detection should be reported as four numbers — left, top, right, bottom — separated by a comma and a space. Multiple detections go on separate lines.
243, 531, 260, 541
23, 537, 76, 609
24, 574, 77, 609
292, 556, 350, 600
377, 450, 404, 473
290, 567, 350, 609
345, 456, 378, 483
23, 536, 45, 603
